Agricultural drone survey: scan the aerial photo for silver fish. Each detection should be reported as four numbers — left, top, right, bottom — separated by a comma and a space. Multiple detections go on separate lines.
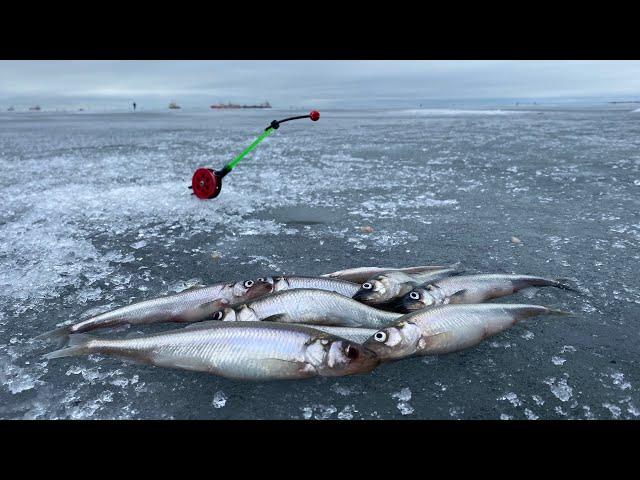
353, 269, 459, 305
35, 279, 273, 342
259, 275, 359, 298
309, 325, 379, 344
44, 322, 379, 381
182, 320, 378, 345
398, 274, 577, 312
213, 288, 402, 328
322, 265, 448, 284
364, 304, 570, 361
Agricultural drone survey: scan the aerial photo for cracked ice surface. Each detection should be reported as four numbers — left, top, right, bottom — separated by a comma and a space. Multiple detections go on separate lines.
1, 107, 639, 419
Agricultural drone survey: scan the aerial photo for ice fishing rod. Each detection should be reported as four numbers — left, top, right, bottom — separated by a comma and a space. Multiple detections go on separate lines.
189, 110, 320, 199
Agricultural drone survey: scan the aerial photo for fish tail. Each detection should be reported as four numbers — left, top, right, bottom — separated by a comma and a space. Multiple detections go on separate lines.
544, 306, 574, 317
511, 276, 581, 294
43, 333, 96, 360
552, 278, 582, 294
33, 325, 73, 345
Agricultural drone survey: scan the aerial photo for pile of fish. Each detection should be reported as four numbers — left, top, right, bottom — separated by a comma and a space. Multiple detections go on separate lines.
36, 264, 576, 381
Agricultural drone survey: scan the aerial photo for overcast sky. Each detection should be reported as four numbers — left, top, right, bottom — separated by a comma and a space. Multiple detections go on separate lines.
1, 60, 639, 110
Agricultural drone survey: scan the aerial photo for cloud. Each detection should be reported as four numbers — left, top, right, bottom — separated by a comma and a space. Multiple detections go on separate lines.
1, 60, 639, 109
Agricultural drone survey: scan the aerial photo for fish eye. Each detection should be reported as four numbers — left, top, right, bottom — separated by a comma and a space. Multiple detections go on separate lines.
244, 280, 254, 288
344, 344, 359, 360
362, 282, 373, 290
212, 311, 223, 320
373, 331, 387, 342
257, 277, 265, 282
409, 291, 420, 300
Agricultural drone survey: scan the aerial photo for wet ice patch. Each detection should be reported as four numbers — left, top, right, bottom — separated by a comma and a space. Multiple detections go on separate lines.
544, 376, 573, 402
449, 406, 464, 418
498, 392, 522, 407
490, 341, 515, 349
65, 390, 114, 419
602, 403, 622, 419
65, 365, 128, 385
331, 383, 356, 396
391, 387, 414, 416
337, 405, 356, 420
532, 395, 545, 406
627, 403, 640, 417
521, 330, 534, 340
610, 372, 631, 390
212, 391, 227, 409
169, 278, 204, 293
555, 406, 568, 417
0, 360, 45, 394
301, 404, 337, 420
130, 240, 147, 250
582, 405, 595, 420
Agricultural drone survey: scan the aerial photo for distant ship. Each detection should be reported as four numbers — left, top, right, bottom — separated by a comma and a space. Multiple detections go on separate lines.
7, 106, 14, 112
29, 105, 41, 111
210, 101, 271, 109
168, 102, 181, 109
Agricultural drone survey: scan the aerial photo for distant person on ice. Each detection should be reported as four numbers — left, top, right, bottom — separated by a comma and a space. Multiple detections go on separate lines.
133, 102, 137, 111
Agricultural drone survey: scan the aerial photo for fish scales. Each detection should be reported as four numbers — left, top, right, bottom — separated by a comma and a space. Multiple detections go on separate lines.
220, 289, 401, 328
45, 322, 379, 381
364, 304, 569, 360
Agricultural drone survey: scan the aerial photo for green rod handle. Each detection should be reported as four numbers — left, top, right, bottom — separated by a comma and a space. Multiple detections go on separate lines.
223, 127, 275, 171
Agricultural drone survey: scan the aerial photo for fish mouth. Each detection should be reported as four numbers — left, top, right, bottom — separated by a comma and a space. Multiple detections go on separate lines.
251, 281, 274, 296
347, 347, 380, 375
353, 290, 378, 303
397, 299, 422, 313
362, 340, 397, 363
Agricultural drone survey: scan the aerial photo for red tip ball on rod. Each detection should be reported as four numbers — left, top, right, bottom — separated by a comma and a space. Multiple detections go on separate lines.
309, 110, 320, 121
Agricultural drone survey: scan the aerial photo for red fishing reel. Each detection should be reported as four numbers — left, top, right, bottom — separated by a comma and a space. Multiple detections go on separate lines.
191, 168, 222, 200
190, 110, 320, 200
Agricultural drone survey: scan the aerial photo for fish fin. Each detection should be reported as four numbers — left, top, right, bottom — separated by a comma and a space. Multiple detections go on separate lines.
400, 265, 448, 274
33, 325, 73, 345
420, 331, 449, 350
262, 314, 287, 323
428, 331, 448, 339
446, 289, 468, 304
414, 268, 462, 283
199, 299, 226, 310
181, 320, 221, 331
178, 300, 224, 323
43, 333, 96, 360
182, 283, 207, 292
448, 269, 467, 277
